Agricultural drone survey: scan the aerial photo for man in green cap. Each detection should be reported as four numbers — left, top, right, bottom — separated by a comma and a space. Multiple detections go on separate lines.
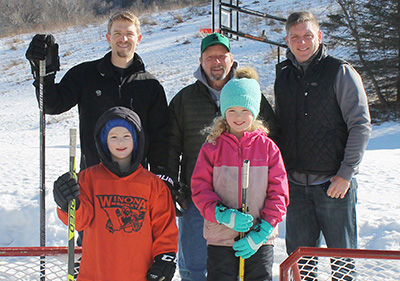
168, 33, 277, 281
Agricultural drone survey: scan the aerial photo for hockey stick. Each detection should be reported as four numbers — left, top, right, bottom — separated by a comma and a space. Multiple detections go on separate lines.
238, 159, 250, 281
68, 128, 77, 281
38, 59, 46, 281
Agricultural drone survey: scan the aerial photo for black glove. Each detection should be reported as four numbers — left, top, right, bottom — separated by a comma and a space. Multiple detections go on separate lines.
176, 182, 191, 201
147, 252, 176, 281
53, 172, 80, 212
157, 174, 186, 217
26, 34, 60, 80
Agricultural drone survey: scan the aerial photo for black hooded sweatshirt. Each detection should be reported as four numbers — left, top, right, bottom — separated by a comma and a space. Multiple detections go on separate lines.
94, 106, 145, 178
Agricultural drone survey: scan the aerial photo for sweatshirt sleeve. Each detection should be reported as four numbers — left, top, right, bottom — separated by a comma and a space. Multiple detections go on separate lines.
43, 65, 82, 115
147, 80, 170, 174
168, 94, 184, 185
259, 95, 278, 142
150, 177, 179, 257
191, 144, 221, 223
334, 64, 372, 181
261, 140, 290, 228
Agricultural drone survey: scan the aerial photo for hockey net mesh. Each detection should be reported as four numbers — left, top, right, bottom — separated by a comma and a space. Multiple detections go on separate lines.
0, 247, 82, 280
280, 247, 400, 281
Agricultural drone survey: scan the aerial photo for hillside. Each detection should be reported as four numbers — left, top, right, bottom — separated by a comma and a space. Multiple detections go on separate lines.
0, 0, 399, 280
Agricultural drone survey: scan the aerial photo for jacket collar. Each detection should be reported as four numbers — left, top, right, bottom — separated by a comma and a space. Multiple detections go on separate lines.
193, 61, 238, 105
286, 44, 328, 74
219, 129, 264, 147
97, 52, 146, 79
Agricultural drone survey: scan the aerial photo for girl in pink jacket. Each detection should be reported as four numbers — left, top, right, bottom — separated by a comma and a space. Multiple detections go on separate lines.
191, 67, 289, 281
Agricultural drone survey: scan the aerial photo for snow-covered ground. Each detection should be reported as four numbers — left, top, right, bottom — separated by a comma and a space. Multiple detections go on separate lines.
0, 0, 399, 279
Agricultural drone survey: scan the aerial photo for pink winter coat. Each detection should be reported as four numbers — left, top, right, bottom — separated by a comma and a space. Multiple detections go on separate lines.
191, 129, 289, 247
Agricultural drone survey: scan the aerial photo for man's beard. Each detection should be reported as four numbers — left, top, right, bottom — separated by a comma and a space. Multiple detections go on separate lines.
209, 67, 228, 81
115, 45, 133, 58
116, 50, 130, 58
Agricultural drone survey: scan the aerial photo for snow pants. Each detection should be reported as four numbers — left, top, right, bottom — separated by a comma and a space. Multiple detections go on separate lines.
206, 244, 273, 281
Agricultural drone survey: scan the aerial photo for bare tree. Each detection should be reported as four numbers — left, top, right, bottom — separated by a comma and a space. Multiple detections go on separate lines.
323, 0, 400, 116
0, 0, 44, 34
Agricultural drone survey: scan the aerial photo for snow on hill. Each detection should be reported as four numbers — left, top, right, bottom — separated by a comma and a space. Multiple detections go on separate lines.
0, 0, 399, 279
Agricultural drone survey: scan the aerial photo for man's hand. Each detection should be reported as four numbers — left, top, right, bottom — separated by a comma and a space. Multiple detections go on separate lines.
25, 34, 60, 80
327, 175, 350, 199
172, 188, 187, 217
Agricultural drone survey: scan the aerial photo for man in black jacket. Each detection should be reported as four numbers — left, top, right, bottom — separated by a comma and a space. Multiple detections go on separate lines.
274, 12, 371, 280
26, 11, 173, 245
168, 33, 278, 281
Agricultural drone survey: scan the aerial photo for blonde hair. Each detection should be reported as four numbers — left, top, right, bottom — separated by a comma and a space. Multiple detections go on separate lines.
107, 11, 140, 35
202, 66, 269, 143
202, 117, 269, 144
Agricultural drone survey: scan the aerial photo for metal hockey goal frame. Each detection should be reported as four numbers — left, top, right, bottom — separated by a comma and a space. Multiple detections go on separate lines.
0, 247, 82, 280
280, 247, 400, 281
210, 0, 287, 63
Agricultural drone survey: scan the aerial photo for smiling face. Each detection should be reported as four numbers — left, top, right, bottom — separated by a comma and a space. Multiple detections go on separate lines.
225, 106, 254, 139
107, 126, 134, 162
106, 20, 142, 67
200, 44, 234, 89
286, 21, 322, 63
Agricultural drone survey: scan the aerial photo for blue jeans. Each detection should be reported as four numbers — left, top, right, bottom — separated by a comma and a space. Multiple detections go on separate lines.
286, 179, 358, 280
286, 178, 358, 254
178, 200, 207, 281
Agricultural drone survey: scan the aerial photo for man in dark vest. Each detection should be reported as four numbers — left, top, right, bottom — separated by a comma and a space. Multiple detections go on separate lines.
274, 12, 371, 280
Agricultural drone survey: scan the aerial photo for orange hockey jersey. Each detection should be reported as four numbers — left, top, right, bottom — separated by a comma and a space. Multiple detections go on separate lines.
58, 163, 178, 280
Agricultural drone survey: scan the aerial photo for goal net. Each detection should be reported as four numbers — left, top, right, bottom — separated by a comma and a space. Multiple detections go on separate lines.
280, 247, 400, 281
0, 247, 82, 280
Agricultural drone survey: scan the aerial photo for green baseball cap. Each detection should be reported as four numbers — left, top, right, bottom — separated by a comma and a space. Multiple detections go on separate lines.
201, 33, 230, 53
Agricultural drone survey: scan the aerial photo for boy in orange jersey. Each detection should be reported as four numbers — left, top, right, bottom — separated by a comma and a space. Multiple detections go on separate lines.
53, 106, 178, 281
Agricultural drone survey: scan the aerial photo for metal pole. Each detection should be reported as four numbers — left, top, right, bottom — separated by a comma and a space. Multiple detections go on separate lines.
236, 0, 239, 38
278, 46, 281, 63
218, 0, 222, 33
212, 0, 215, 32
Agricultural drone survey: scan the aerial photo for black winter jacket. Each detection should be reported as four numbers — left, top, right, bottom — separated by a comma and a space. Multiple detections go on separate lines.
168, 80, 278, 199
40, 52, 169, 174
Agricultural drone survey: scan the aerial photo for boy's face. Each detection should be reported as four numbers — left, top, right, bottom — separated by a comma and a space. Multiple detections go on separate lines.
107, 126, 134, 161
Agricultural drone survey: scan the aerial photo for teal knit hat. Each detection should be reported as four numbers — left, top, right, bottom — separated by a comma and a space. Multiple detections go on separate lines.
220, 77, 261, 118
